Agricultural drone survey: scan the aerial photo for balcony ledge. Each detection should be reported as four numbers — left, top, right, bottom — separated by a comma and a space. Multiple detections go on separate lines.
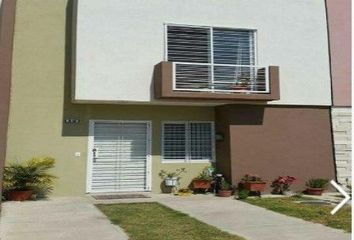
154, 61, 280, 101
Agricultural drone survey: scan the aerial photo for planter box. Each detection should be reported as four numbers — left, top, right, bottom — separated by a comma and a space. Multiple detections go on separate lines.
243, 182, 266, 192
306, 188, 324, 196
192, 179, 211, 189
218, 190, 233, 197
6, 190, 33, 201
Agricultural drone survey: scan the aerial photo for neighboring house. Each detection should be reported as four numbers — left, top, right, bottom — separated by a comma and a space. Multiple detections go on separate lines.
0, 0, 349, 195
326, 0, 352, 186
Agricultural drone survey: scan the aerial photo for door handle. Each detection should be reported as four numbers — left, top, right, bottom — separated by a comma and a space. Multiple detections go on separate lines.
92, 148, 98, 162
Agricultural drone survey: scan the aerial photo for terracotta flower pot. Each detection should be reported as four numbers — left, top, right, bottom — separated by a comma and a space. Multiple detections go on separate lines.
6, 190, 33, 201
306, 188, 324, 196
243, 182, 266, 192
192, 179, 211, 189
218, 189, 233, 197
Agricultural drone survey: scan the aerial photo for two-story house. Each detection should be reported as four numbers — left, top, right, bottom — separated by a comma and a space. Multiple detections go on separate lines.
0, 0, 349, 195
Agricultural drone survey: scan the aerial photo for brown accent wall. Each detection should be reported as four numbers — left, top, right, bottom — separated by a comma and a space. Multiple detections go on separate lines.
326, 0, 351, 106
215, 105, 336, 192
0, 0, 16, 195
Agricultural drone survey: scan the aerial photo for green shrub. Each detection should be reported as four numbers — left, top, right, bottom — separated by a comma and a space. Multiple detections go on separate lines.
220, 179, 232, 190
3, 157, 57, 198
306, 178, 329, 189
238, 189, 249, 199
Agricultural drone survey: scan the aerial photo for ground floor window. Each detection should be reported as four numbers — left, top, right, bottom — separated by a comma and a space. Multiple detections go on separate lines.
162, 121, 215, 162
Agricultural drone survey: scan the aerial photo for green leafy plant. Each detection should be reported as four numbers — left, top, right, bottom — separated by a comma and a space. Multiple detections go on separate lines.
238, 189, 249, 199
306, 178, 329, 189
3, 157, 57, 198
241, 173, 264, 183
220, 179, 232, 190
158, 168, 186, 180
194, 167, 212, 181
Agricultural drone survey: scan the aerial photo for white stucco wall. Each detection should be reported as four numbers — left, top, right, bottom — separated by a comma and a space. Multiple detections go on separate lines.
74, 0, 331, 106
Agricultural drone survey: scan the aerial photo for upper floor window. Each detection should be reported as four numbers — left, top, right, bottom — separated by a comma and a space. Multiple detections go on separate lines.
166, 25, 256, 66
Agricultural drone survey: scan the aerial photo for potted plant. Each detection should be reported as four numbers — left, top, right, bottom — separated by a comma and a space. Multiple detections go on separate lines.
192, 168, 212, 191
218, 178, 233, 197
232, 76, 250, 91
241, 174, 267, 192
306, 178, 329, 195
158, 168, 186, 187
3, 157, 56, 201
271, 176, 296, 195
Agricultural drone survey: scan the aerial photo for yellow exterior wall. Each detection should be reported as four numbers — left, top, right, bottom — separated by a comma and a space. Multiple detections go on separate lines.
6, 0, 214, 196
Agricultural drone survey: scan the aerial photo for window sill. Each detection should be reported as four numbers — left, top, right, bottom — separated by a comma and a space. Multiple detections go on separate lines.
161, 160, 215, 164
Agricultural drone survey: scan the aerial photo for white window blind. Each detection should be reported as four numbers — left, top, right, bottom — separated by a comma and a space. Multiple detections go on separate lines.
162, 122, 214, 162
167, 25, 255, 65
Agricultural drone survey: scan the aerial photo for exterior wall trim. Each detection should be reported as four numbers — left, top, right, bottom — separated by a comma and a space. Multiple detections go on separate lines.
86, 120, 152, 193
0, 0, 17, 196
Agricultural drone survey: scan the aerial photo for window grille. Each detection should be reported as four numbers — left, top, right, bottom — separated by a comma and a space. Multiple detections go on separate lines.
162, 122, 214, 162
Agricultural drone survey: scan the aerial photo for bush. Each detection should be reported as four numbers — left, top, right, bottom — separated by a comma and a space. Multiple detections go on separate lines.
306, 178, 329, 189
238, 189, 249, 199
3, 157, 57, 199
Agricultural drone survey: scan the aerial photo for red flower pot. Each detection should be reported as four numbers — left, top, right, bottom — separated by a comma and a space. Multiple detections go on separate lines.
243, 182, 266, 192
306, 188, 324, 196
6, 190, 33, 201
192, 180, 211, 190
218, 190, 233, 197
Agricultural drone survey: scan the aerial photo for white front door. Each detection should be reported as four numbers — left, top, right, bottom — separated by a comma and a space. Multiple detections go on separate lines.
87, 121, 151, 193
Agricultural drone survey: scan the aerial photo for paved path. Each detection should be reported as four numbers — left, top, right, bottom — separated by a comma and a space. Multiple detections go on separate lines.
0, 197, 128, 240
154, 194, 351, 240
1, 195, 351, 240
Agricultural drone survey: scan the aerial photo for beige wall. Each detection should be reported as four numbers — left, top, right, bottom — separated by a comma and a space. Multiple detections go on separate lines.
7, 0, 212, 196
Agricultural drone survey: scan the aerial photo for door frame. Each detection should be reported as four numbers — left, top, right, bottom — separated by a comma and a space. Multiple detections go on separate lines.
86, 120, 152, 193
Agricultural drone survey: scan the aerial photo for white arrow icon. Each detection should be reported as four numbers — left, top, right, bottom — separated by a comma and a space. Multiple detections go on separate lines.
330, 180, 351, 215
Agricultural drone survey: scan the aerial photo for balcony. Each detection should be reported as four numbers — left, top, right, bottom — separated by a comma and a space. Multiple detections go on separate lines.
154, 61, 280, 101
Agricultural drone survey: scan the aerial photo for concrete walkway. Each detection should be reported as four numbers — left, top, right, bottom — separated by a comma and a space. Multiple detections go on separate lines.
0, 195, 351, 240
0, 197, 128, 240
154, 194, 351, 240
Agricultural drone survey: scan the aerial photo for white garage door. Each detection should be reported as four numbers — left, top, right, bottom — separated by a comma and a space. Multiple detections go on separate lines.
87, 121, 151, 193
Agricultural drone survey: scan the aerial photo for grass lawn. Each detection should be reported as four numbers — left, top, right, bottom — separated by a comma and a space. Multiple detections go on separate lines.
243, 196, 351, 233
97, 202, 245, 240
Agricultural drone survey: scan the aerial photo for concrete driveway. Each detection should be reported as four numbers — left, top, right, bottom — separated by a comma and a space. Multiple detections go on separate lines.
0, 197, 128, 240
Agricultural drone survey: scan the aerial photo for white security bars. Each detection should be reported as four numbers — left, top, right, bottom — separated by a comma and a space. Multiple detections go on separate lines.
166, 25, 269, 93
162, 122, 215, 162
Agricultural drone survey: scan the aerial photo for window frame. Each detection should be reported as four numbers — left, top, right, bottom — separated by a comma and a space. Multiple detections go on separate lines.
161, 121, 216, 163
164, 23, 258, 66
